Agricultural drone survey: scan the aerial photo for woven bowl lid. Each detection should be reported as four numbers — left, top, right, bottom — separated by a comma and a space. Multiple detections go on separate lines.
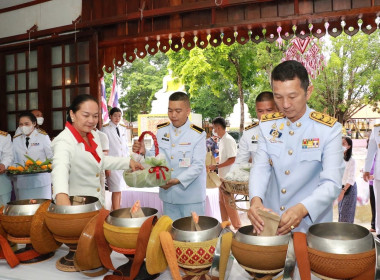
30, 200, 61, 254
74, 213, 105, 272
146, 215, 173, 275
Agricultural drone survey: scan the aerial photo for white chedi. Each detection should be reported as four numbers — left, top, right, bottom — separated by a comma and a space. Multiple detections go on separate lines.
225, 163, 251, 182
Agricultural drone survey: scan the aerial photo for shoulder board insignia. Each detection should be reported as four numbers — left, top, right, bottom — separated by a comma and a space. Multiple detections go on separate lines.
13, 133, 22, 139
190, 124, 204, 134
309, 111, 337, 127
157, 122, 170, 129
244, 122, 259, 131
120, 123, 127, 128
103, 123, 109, 127
374, 124, 380, 127
261, 112, 285, 122
38, 128, 48, 135
0, 130, 8, 136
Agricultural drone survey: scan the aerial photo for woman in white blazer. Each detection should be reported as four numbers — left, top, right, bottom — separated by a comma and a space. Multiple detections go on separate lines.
102, 107, 129, 210
51, 94, 142, 206
13, 112, 53, 200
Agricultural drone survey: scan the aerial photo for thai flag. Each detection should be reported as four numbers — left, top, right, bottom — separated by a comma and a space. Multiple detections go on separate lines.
100, 77, 109, 123
108, 74, 120, 108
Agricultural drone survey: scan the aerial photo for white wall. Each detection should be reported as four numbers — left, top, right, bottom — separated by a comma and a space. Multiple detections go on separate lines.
0, 0, 81, 39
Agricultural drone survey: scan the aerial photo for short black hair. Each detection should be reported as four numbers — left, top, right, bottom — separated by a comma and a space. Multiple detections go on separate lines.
67, 94, 98, 124
169, 91, 190, 107
19, 112, 37, 124
271, 60, 310, 92
256, 91, 274, 103
110, 107, 122, 116
212, 117, 226, 130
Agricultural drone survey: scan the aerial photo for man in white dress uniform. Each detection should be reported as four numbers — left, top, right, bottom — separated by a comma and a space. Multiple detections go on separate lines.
102, 107, 129, 210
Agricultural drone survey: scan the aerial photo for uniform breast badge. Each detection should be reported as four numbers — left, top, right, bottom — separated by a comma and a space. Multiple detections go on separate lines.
162, 133, 170, 141
268, 123, 282, 143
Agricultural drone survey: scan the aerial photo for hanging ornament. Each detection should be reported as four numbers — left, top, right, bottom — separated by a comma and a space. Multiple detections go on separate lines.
276, 26, 284, 48
283, 30, 325, 80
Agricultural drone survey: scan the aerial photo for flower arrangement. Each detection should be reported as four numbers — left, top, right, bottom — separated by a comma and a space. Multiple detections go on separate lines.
7, 155, 52, 175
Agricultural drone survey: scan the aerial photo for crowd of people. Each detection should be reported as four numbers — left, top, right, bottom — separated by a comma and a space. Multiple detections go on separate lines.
0, 60, 376, 238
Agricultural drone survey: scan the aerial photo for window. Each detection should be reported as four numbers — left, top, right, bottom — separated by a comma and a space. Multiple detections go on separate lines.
51, 41, 90, 130
1, 34, 96, 136
5, 50, 38, 132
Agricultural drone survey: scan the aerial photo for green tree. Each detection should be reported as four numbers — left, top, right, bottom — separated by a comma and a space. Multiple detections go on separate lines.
167, 40, 283, 131
246, 40, 285, 118
310, 30, 380, 124
117, 52, 169, 121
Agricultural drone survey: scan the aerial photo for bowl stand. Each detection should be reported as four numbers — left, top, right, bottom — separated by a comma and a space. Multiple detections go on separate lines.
238, 264, 283, 280
180, 266, 213, 280
53, 235, 79, 271
7, 234, 54, 263
110, 245, 159, 280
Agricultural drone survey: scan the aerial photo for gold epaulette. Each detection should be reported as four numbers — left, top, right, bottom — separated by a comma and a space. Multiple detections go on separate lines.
261, 112, 285, 122
0, 130, 8, 137
38, 128, 48, 135
157, 122, 170, 129
309, 111, 337, 127
120, 123, 127, 128
374, 124, 380, 127
190, 124, 204, 134
103, 123, 109, 127
245, 122, 259, 131
13, 133, 22, 139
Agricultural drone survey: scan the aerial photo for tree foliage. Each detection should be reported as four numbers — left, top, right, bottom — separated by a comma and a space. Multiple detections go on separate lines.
116, 53, 169, 121
167, 40, 283, 132
310, 30, 380, 123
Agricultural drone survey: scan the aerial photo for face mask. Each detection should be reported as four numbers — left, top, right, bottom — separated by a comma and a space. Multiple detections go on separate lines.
342, 146, 348, 151
36, 117, 44, 126
20, 125, 34, 135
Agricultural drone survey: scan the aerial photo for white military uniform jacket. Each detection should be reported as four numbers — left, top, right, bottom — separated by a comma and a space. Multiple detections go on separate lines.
234, 122, 260, 167
0, 131, 13, 196
102, 122, 129, 191
146, 119, 207, 204
13, 128, 53, 193
365, 125, 380, 178
51, 123, 130, 205
249, 106, 344, 233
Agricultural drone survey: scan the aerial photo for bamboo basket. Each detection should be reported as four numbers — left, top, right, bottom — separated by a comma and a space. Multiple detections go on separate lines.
222, 180, 249, 211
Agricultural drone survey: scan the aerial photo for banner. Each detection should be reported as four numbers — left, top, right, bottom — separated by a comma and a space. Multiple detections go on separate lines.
100, 77, 109, 123
108, 73, 119, 108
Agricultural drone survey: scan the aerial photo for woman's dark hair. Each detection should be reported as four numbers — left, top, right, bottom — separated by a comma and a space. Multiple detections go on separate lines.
110, 107, 122, 116
19, 112, 37, 125
344, 136, 353, 162
67, 94, 98, 123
